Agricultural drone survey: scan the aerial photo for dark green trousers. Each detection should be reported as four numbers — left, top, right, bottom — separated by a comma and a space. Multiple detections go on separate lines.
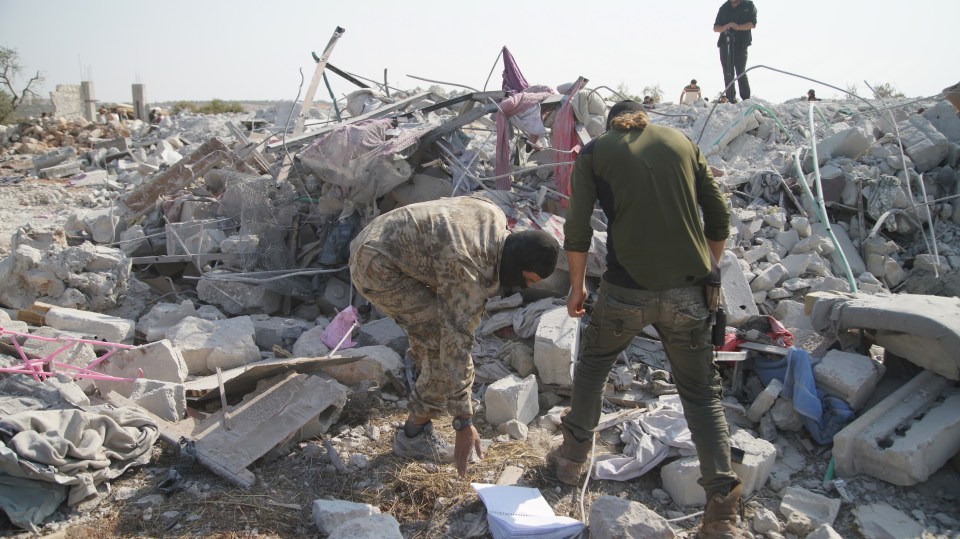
562, 281, 741, 495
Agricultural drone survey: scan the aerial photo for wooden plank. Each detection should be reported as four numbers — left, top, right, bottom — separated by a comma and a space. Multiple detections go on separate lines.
16, 302, 55, 326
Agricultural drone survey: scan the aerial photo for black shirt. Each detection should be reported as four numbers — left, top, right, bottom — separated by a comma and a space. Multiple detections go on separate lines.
715, 0, 757, 47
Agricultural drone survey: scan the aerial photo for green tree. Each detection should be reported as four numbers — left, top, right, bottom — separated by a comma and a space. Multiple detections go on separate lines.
871, 82, 905, 100
0, 47, 43, 123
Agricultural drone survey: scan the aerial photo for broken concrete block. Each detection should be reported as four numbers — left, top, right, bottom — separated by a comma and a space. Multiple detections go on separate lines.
779, 486, 840, 530
311, 499, 381, 535
497, 419, 529, 441
752, 507, 782, 535
127, 378, 186, 422
790, 216, 812, 238
811, 223, 866, 278
38, 160, 82, 179
771, 398, 803, 431
484, 374, 538, 427
498, 340, 536, 377
250, 315, 311, 351
813, 350, 885, 410
743, 243, 774, 265
292, 324, 331, 358
720, 251, 759, 325
32, 146, 76, 170
327, 514, 402, 539
806, 524, 843, 539
773, 300, 812, 332
660, 429, 774, 505
589, 496, 675, 539
196, 272, 282, 316
750, 264, 788, 292
319, 277, 352, 313
832, 369, 960, 486
354, 317, 408, 357
816, 126, 871, 161
774, 229, 800, 256
780, 253, 813, 279
44, 306, 135, 343
923, 101, 960, 143
136, 300, 200, 342
746, 378, 783, 423
95, 339, 188, 398
913, 253, 948, 274
534, 306, 578, 386
896, 115, 950, 172
220, 234, 259, 271
853, 502, 925, 539
322, 345, 402, 387
164, 316, 260, 375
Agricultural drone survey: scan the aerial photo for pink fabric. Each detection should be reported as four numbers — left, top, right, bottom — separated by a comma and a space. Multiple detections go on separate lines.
321, 305, 359, 350
494, 88, 555, 188
552, 80, 588, 206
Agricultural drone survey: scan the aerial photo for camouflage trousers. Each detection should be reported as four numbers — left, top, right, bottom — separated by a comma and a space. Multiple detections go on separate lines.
562, 281, 741, 496
349, 244, 475, 419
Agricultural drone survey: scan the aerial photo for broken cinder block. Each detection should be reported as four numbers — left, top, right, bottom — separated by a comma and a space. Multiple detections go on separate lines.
813, 349, 885, 410
484, 374, 538, 427
832, 369, 960, 486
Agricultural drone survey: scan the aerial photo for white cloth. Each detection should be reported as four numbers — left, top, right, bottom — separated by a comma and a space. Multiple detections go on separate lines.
594, 395, 697, 481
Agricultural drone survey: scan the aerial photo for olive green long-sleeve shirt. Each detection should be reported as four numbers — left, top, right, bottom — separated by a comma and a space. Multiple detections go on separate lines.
563, 124, 729, 290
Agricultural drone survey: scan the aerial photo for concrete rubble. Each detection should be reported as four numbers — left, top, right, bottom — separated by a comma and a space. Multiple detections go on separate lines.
1, 47, 959, 538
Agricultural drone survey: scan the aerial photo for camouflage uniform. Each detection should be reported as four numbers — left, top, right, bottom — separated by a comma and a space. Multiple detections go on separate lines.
349, 197, 507, 419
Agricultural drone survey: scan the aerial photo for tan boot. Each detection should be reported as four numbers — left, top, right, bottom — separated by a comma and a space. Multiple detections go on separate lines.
547, 422, 592, 485
698, 484, 752, 539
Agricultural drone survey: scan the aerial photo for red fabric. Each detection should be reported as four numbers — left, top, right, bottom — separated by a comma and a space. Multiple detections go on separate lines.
718, 315, 795, 351
551, 80, 587, 206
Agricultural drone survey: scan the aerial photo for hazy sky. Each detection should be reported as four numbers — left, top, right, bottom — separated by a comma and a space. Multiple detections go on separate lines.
1, 0, 957, 106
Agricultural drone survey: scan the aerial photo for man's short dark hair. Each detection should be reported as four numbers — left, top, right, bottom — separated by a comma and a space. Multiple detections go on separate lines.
499, 230, 560, 289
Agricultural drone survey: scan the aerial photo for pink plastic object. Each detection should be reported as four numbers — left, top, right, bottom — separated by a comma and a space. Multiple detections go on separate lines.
320, 306, 359, 351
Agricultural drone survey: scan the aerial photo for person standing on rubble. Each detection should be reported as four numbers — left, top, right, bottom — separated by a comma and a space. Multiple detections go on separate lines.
550, 101, 747, 538
714, 0, 757, 103
349, 196, 560, 478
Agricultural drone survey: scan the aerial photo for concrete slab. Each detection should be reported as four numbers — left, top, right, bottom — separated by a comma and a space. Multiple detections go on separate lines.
188, 371, 347, 488
808, 292, 960, 380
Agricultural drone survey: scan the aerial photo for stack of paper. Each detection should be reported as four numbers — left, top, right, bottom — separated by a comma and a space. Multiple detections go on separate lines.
472, 483, 585, 539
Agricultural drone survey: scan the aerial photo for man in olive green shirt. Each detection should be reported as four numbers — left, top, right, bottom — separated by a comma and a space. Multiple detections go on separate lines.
551, 101, 748, 539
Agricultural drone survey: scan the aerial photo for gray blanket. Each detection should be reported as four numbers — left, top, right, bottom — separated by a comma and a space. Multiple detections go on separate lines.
0, 405, 158, 530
